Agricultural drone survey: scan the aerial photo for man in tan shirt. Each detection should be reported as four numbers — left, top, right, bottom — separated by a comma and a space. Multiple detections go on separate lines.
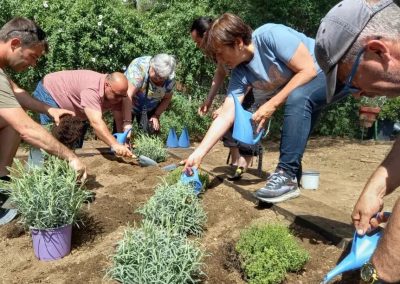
0, 17, 86, 181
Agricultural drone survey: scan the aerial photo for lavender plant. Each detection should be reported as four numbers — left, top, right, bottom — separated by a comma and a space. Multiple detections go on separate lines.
6, 156, 91, 229
107, 221, 205, 283
137, 182, 207, 236
134, 134, 167, 163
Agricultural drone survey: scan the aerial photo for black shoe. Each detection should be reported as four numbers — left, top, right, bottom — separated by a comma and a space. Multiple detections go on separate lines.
227, 167, 245, 181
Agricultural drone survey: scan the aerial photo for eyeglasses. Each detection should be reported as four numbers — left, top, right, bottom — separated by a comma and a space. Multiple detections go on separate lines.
334, 48, 365, 99
108, 83, 127, 97
6, 28, 46, 41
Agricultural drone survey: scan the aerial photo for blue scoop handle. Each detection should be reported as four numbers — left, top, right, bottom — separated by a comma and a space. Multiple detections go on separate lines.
180, 167, 202, 195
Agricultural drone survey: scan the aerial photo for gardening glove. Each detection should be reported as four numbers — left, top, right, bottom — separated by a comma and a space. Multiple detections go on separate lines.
111, 143, 135, 158
48, 107, 76, 126
351, 192, 384, 235
198, 98, 212, 116
69, 158, 87, 183
149, 116, 160, 131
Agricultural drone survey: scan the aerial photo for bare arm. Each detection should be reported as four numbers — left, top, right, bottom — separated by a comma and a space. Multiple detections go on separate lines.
198, 63, 227, 116
184, 95, 244, 170
371, 197, 400, 282
352, 137, 400, 234
84, 108, 132, 157
252, 43, 317, 131
153, 93, 172, 118
9, 80, 75, 125
1, 107, 86, 178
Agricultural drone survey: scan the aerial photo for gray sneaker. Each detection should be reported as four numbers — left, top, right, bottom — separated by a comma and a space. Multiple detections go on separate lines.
255, 169, 300, 203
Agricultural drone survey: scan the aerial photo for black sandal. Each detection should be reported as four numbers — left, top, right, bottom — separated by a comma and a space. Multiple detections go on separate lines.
227, 166, 245, 181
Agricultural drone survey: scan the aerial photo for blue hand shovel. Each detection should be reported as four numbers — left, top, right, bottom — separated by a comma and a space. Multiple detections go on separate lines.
231, 95, 264, 145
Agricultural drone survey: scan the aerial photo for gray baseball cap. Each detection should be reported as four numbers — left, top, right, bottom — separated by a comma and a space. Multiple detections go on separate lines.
315, 0, 393, 102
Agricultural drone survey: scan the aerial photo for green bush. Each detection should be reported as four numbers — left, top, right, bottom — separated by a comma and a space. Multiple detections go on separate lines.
107, 221, 205, 283
5, 156, 91, 229
379, 97, 400, 121
315, 96, 361, 137
159, 94, 212, 141
1, 0, 364, 138
164, 165, 210, 190
236, 223, 309, 284
134, 134, 167, 162
137, 182, 207, 236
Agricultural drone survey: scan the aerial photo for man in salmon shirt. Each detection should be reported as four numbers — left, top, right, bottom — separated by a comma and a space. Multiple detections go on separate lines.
33, 70, 133, 157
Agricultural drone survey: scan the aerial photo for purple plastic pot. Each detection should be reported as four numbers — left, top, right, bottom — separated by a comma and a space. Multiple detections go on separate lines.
30, 224, 72, 261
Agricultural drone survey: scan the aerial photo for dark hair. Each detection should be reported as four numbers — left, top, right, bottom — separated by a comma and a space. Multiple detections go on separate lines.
190, 17, 213, 38
203, 13, 252, 59
0, 17, 48, 52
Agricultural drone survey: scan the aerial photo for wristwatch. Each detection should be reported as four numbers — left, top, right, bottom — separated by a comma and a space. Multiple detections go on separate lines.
360, 262, 383, 283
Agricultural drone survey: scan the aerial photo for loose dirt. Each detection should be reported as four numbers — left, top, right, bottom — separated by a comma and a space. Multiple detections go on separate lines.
0, 137, 396, 284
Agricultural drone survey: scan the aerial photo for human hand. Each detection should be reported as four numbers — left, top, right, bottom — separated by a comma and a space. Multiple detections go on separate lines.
149, 116, 160, 131
48, 108, 75, 126
352, 193, 384, 235
252, 102, 276, 132
123, 123, 132, 138
198, 99, 212, 116
212, 106, 223, 120
69, 157, 87, 183
182, 152, 202, 175
111, 143, 135, 158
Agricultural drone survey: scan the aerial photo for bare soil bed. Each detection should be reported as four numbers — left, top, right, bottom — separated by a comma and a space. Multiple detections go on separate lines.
0, 137, 396, 284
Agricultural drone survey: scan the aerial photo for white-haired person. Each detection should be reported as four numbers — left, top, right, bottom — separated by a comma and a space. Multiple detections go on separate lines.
122, 54, 176, 134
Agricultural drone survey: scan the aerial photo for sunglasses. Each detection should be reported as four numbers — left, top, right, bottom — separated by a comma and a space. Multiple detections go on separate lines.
6, 28, 46, 41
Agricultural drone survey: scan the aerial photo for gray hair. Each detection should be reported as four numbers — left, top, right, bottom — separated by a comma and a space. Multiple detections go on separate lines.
342, 1, 400, 64
150, 54, 176, 80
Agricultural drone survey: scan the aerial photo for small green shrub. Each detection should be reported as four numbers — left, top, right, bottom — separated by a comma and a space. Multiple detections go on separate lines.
137, 182, 207, 236
107, 221, 205, 283
164, 166, 210, 190
5, 156, 91, 229
236, 223, 310, 284
134, 134, 167, 163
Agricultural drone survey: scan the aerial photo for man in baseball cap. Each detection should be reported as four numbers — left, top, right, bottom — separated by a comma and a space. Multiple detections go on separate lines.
315, 0, 400, 282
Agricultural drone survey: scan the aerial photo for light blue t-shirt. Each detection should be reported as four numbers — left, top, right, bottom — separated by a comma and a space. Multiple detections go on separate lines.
228, 24, 321, 103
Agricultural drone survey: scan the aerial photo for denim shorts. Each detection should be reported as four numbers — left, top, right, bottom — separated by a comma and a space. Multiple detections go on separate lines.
32, 80, 59, 125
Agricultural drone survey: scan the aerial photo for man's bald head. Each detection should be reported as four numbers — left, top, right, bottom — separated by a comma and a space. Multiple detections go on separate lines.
104, 72, 128, 103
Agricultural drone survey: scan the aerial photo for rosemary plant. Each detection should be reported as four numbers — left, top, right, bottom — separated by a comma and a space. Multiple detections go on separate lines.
137, 182, 207, 236
134, 134, 167, 163
6, 156, 91, 229
107, 221, 205, 283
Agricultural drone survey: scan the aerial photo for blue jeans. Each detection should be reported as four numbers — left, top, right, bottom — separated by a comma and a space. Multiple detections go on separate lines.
278, 71, 327, 179
32, 81, 59, 125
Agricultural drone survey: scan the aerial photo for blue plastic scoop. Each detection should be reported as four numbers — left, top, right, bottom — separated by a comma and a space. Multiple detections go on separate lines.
231, 95, 264, 145
112, 127, 132, 145
322, 212, 390, 283
180, 168, 202, 195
